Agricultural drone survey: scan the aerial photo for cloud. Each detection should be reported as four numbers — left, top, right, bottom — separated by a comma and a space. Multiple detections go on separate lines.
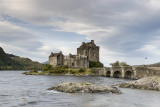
0, 17, 55, 61
1, 0, 160, 65
0, 20, 41, 49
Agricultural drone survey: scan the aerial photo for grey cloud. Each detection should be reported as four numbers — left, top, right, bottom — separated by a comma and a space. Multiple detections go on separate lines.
1, 0, 160, 64
0, 23, 43, 51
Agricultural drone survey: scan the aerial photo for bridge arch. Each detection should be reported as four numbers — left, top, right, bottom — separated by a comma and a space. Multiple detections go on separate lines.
106, 71, 111, 77
113, 71, 122, 78
124, 71, 134, 79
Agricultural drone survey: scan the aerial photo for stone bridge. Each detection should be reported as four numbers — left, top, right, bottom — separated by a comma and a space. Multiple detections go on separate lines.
92, 66, 160, 79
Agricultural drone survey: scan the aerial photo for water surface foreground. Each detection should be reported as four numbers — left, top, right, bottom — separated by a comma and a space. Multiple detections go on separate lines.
0, 71, 160, 107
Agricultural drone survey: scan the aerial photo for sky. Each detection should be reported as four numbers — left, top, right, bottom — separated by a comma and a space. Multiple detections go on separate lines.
0, 0, 160, 66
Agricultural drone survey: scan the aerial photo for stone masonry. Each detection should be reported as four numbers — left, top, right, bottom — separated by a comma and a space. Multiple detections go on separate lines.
49, 40, 100, 68
93, 66, 160, 79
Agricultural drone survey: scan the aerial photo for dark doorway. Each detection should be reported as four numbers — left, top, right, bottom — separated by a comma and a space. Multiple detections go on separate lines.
72, 63, 74, 67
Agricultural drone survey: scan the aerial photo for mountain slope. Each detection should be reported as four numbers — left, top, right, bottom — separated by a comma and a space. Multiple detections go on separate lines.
0, 47, 23, 70
0, 47, 44, 70
10, 55, 44, 70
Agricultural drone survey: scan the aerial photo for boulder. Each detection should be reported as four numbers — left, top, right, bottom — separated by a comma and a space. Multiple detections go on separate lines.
48, 82, 121, 94
119, 76, 160, 91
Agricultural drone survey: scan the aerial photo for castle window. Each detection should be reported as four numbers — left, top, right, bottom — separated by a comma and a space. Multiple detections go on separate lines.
72, 63, 74, 66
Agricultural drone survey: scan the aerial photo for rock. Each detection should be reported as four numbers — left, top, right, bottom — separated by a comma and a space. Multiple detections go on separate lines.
48, 82, 121, 94
119, 76, 160, 91
22, 70, 38, 75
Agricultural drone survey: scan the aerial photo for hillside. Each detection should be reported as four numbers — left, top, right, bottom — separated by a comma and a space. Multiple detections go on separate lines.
0, 47, 43, 70
10, 55, 44, 70
135, 62, 160, 67
147, 62, 160, 67
0, 47, 23, 70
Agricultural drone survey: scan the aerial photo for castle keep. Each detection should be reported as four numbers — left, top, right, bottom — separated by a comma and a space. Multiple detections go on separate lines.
49, 40, 99, 68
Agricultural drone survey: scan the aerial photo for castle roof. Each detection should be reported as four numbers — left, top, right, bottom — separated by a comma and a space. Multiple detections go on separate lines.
49, 53, 60, 57
78, 40, 97, 49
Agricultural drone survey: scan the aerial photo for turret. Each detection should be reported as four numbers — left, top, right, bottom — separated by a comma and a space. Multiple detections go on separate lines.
91, 40, 94, 43
82, 42, 85, 45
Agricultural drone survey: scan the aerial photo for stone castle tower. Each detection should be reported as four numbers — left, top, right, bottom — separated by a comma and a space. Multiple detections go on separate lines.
77, 40, 99, 62
49, 40, 99, 68
49, 51, 63, 66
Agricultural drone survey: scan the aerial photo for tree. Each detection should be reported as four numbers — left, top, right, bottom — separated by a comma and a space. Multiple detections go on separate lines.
89, 61, 104, 68
110, 61, 130, 67
120, 62, 130, 66
42, 64, 53, 71
110, 61, 120, 67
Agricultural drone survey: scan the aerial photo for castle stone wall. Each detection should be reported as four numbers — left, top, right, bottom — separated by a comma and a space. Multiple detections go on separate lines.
49, 40, 100, 68
77, 40, 99, 62
49, 57, 57, 67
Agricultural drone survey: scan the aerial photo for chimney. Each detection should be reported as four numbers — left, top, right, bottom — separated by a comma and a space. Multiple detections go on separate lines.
82, 42, 85, 45
91, 40, 94, 43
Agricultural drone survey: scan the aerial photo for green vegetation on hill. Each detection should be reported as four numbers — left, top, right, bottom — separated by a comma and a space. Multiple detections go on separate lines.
10, 56, 44, 70
0, 47, 23, 70
0, 47, 43, 70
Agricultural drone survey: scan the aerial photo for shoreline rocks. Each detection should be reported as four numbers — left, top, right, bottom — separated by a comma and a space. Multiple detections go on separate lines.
22, 70, 38, 75
48, 82, 121, 94
119, 76, 160, 91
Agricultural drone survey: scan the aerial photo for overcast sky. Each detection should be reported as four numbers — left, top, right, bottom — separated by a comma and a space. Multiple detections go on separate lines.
0, 0, 160, 66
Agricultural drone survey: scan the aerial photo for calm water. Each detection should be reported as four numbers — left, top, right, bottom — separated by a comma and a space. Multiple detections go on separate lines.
0, 71, 160, 107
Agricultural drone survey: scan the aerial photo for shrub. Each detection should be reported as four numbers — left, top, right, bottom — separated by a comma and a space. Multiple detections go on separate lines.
30, 70, 38, 73
78, 68, 85, 73
42, 64, 53, 71
89, 61, 103, 68
110, 61, 130, 67
61, 65, 69, 69
86, 69, 96, 74
70, 70, 76, 74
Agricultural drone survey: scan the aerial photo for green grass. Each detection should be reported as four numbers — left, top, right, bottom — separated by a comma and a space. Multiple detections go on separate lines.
37, 64, 97, 76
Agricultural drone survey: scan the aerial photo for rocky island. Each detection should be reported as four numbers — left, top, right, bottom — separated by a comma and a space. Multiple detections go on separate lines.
119, 76, 160, 91
48, 82, 121, 94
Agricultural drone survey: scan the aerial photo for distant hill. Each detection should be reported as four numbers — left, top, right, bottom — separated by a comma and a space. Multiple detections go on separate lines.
134, 62, 160, 67
42, 61, 48, 64
0, 47, 23, 70
147, 62, 160, 67
0, 47, 44, 70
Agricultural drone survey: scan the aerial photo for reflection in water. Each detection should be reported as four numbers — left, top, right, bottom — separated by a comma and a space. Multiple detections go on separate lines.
0, 71, 160, 107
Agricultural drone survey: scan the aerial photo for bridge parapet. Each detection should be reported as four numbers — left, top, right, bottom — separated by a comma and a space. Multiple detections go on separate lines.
147, 67, 160, 71
94, 66, 160, 79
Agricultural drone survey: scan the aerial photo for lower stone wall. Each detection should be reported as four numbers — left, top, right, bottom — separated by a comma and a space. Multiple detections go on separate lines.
91, 68, 106, 76
135, 67, 160, 79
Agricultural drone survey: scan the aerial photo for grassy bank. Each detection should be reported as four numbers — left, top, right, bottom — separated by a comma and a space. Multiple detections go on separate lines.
23, 64, 97, 76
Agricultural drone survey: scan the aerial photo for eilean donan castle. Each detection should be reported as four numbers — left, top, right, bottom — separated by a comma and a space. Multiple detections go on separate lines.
49, 40, 99, 68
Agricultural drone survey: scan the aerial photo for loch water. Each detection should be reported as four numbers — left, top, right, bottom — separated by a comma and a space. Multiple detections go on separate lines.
0, 71, 160, 107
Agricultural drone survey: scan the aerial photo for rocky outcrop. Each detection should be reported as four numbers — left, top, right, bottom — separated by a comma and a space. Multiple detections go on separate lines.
22, 70, 38, 75
48, 82, 121, 93
119, 76, 160, 91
